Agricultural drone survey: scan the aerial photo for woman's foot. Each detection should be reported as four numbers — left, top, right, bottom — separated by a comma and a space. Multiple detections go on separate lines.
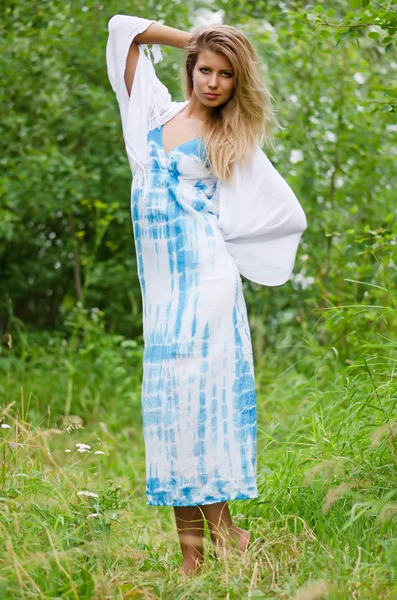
231, 524, 251, 552
212, 524, 251, 558
173, 505, 205, 577
178, 557, 203, 577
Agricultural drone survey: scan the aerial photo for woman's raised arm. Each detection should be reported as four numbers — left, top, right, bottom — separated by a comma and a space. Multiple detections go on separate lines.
106, 15, 192, 170
134, 21, 191, 48
112, 18, 191, 95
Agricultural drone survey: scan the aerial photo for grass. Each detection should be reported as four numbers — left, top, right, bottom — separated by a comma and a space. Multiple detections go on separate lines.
0, 304, 397, 599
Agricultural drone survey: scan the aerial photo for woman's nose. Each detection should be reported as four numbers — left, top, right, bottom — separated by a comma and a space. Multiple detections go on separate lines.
209, 74, 218, 87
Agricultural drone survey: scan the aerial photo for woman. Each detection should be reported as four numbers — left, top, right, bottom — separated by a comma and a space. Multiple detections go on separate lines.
106, 14, 306, 576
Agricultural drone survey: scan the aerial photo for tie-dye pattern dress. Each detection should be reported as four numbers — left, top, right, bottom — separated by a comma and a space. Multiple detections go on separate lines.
131, 122, 258, 507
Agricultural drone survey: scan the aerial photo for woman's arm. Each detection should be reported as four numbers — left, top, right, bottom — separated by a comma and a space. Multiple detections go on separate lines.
125, 21, 191, 95
106, 15, 192, 170
135, 22, 191, 48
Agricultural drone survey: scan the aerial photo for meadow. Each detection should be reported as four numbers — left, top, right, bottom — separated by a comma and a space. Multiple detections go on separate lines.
1, 282, 396, 598
1, 0, 397, 597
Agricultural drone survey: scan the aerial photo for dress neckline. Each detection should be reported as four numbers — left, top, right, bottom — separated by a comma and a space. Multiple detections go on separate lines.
160, 123, 200, 157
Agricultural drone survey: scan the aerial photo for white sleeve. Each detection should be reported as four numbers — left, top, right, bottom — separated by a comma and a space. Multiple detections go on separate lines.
219, 146, 307, 287
105, 14, 174, 169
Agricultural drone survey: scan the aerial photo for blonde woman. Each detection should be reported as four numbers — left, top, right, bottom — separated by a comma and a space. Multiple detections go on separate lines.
106, 14, 306, 576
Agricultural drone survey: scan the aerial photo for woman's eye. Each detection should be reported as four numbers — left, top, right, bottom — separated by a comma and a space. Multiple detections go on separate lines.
200, 68, 232, 77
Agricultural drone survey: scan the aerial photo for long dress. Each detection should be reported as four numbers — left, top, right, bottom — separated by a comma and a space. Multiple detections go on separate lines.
131, 122, 258, 506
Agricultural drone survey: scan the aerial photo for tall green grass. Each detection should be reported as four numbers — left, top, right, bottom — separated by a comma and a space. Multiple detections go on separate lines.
0, 285, 396, 599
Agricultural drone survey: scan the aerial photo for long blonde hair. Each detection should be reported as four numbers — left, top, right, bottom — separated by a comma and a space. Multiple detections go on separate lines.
182, 24, 281, 184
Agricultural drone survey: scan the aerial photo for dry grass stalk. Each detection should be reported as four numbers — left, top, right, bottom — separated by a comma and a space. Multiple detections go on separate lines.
370, 422, 397, 447
303, 458, 344, 484
322, 482, 357, 513
294, 579, 330, 599
378, 502, 397, 523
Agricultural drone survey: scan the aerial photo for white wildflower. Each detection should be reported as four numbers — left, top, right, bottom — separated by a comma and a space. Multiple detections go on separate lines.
94, 450, 106, 455
65, 449, 71, 453
1, 424, 11, 429
75, 443, 91, 449
77, 447, 90, 453
290, 270, 315, 290
77, 490, 99, 498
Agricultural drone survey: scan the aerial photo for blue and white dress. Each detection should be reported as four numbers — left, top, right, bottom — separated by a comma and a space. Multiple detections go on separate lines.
131, 123, 258, 506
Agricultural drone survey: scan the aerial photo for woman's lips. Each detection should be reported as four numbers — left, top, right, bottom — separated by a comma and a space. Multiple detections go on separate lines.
204, 93, 219, 99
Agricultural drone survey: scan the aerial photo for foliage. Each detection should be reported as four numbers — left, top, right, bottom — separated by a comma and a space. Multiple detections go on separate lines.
1, 0, 396, 354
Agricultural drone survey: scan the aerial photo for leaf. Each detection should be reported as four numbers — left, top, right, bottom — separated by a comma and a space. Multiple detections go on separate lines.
94, 199, 107, 209
381, 87, 397, 98
77, 568, 95, 599
314, 5, 324, 13
292, 21, 304, 31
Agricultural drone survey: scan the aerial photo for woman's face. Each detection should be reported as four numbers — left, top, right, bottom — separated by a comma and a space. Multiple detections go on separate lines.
192, 49, 235, 108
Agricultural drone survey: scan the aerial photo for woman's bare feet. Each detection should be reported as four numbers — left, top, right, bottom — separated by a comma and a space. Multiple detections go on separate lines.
174, 502, 251, 573
178, 556, 203, 577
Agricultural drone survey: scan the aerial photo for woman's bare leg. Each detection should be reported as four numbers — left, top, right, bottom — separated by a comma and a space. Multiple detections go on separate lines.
173, 505, 205, 575
200, 501, 250, 554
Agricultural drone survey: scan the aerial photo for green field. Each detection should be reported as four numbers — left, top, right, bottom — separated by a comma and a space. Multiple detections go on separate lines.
1, 0, 397, 597
1, 298, 397, 598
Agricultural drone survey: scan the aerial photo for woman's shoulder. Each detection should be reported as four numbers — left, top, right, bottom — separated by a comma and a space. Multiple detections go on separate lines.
148, 99, 189, 131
